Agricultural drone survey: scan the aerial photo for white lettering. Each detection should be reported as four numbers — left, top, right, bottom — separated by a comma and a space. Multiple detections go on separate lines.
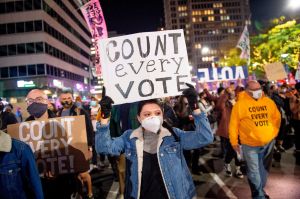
58, 156, 68, 174
19, 122, 30, 142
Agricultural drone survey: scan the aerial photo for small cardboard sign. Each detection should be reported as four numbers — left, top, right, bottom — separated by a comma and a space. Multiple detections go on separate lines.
7, 116, 89, 175
263, 62, 287, 81
98, 29, 192, 104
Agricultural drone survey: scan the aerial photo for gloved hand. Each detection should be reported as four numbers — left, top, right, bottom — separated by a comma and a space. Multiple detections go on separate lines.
99, 87, 114, 119
182, 83, 199, 110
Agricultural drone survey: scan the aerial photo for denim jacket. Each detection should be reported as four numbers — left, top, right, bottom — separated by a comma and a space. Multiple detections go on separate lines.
0, 132, 43, 199
95, 112, 213, 199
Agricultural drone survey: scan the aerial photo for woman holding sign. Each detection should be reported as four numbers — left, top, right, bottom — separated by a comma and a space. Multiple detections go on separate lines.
95, 85, 213, 199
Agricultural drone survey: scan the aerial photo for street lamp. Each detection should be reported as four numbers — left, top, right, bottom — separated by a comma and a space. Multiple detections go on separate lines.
287, 0, 300, 9
201, 46, 210, 55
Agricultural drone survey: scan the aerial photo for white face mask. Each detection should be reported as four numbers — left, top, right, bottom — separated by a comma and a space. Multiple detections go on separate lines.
250, 89, 262, 99
141, 116, 163, 133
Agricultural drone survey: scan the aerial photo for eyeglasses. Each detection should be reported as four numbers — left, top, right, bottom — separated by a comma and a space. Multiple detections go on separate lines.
25, 97, 47, 105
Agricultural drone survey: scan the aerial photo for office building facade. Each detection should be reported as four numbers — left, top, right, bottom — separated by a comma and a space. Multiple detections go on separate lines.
164, 0, 250, 69
0, 0, 92, 101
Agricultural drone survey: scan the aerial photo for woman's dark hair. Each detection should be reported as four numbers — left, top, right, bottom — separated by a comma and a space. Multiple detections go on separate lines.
270, 85, 276, 91
199, 92, 206, 98
137, 99, 163, 116
49, 102, 57, 113
173, 96, 188, 115
217, 87, 225, 95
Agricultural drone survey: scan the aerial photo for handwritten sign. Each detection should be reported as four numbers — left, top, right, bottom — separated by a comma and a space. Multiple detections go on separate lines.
7, 116, 89, 175
98, 29, 192, 104
263, 62, 287, 81
197, 66, 248, 82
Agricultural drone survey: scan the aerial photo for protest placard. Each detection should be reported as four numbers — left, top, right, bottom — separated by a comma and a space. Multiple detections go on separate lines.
98, 29, 192, 104
7, 116, 89, 175
263, 62, 287, 81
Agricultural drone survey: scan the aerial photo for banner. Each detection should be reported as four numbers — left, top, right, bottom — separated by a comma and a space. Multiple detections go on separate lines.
237, 26, 250, 63
197, 66, 248, 82
263, 62, 287, 81
98, 29, 192, 104
7, 116, 89, 175
81, 0, 108, 76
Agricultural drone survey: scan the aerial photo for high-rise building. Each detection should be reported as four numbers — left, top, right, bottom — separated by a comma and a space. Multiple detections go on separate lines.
164, 0, 250, 69
0, 0, 92, 101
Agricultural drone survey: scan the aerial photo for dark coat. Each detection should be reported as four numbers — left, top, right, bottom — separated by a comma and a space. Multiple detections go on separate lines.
0, 111, 18, 130
57, 105, 94, 147
215, 93, 233, 138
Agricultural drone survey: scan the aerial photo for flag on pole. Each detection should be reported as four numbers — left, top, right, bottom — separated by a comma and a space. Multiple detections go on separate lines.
80, 0, 108, 76
236, 26, 250, 63
295, 62, 300, 80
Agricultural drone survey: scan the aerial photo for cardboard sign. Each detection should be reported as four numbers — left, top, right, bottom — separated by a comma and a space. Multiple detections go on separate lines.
98, 29, 192, 104
197, 66, 248, 82
263, 62, 287, 81
7, 116, 89, 175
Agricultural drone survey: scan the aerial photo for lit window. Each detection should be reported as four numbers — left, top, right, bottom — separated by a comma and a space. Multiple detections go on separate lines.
220, 9, 226, 14
213, 3, 223, 8
194, 43, 202, 49
228, 28, 234, 33
178, 6, 187, 12
179, 12, 187, 17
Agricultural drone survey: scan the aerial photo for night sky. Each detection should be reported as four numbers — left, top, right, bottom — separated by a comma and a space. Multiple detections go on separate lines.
100, 0, 164, 34
100, 0, 291, 34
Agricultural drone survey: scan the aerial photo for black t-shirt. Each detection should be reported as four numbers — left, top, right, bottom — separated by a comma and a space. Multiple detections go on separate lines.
140, 151, 169, 199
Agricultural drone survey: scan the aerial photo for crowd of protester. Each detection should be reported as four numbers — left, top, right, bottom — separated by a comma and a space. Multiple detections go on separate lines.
0, 79, 299, 199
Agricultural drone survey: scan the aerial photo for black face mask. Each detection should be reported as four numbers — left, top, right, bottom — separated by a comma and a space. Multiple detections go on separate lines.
61, 101, 73, 108
27, 102, 48, 118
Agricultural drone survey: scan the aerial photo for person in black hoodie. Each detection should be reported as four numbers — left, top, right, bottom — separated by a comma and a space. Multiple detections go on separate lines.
57, 90, 94, 199
270, 84, 291, 167
270, 85, 290, 150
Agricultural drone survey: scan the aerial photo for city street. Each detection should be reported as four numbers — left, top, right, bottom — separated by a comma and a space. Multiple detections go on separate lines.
1, 0, 300, 199
90, 140, 300, 199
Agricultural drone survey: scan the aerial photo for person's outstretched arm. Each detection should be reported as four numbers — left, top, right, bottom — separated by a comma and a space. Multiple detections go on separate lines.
178, 84, 213, 150
95, 89, 126, 155
175, 109, 213, 150
95, 120, 126, 155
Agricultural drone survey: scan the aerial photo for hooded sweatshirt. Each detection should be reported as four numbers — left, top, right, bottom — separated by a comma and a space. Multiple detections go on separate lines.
229, 91, 281, 147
